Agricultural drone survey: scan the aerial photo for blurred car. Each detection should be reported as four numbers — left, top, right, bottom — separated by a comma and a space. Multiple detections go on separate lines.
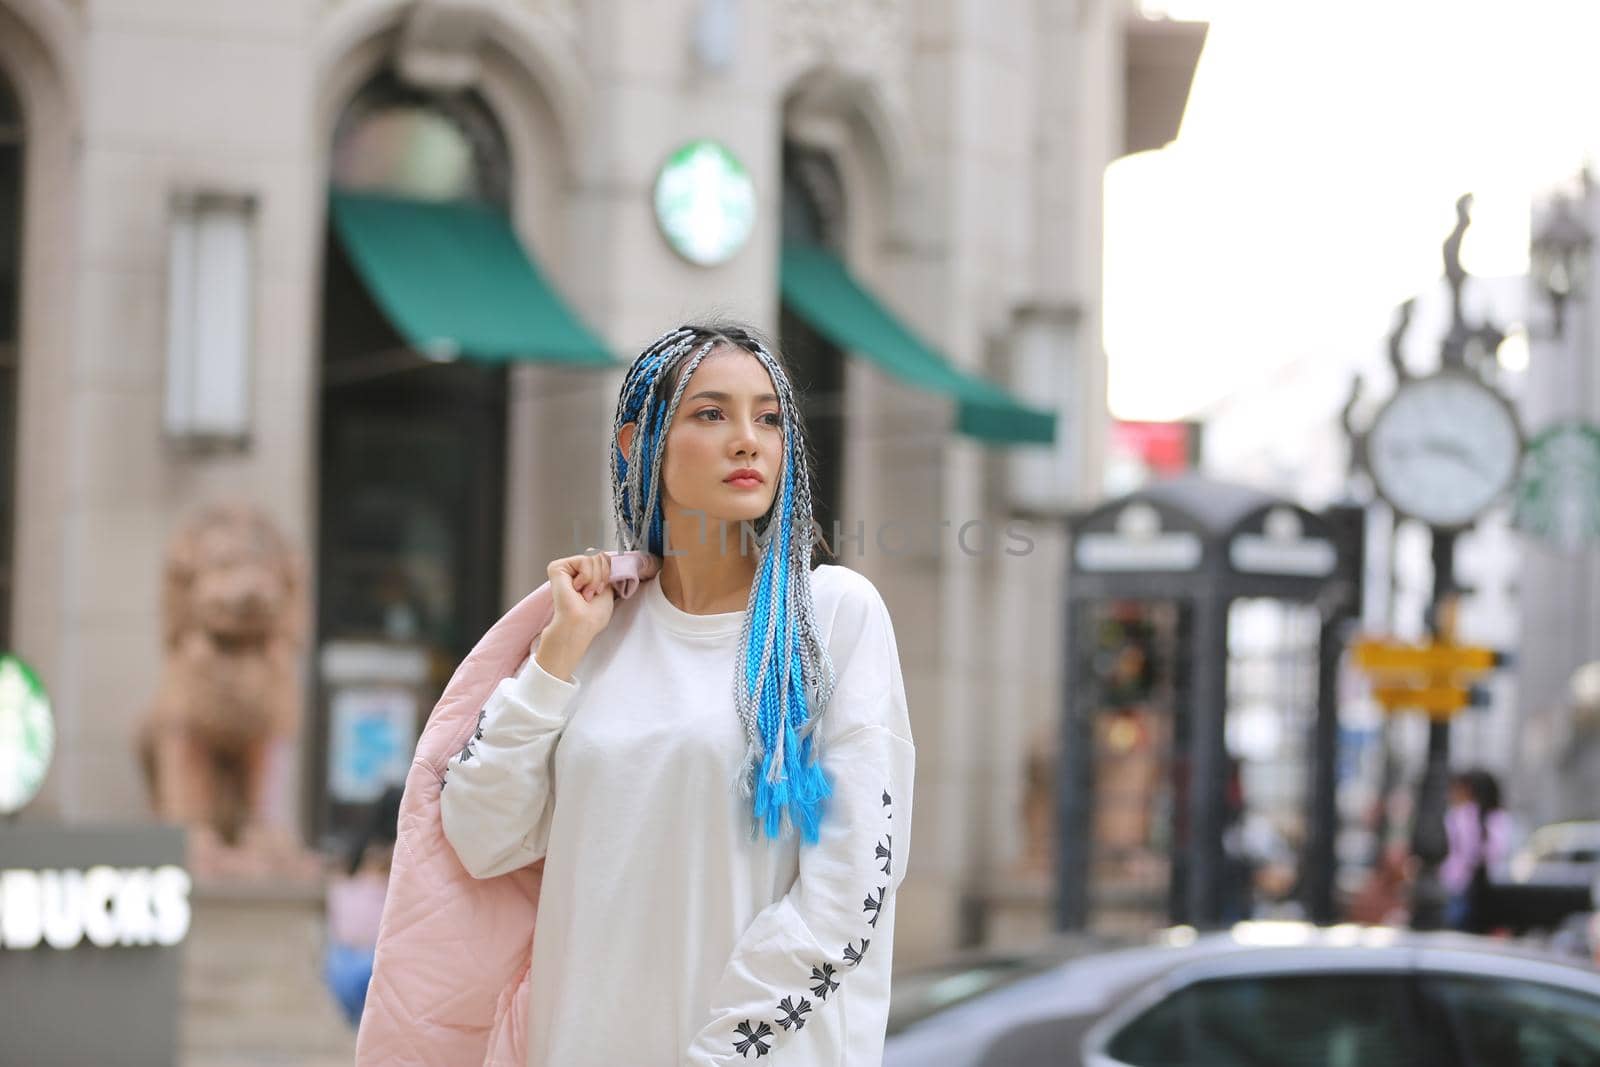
884, 922, 1600, 1067
1509, 820, 1600, 887
886, 935, 1114, 1037
1486, 821, 1600, 939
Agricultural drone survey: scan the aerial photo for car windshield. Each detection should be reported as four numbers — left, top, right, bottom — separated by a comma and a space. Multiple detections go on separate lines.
886, 955, 1066, 1036
1105, 972, 1423, 1067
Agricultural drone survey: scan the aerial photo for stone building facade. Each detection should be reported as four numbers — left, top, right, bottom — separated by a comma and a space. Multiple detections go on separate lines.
1516, 182, 1600, 829
1, 0, 1201, 973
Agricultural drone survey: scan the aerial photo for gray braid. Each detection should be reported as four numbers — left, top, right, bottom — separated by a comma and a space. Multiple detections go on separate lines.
608, 323, 837, 827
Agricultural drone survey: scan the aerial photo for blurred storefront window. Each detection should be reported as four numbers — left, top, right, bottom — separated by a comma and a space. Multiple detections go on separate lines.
1083, 599, 1193, 939
1224, 598, 1321, 921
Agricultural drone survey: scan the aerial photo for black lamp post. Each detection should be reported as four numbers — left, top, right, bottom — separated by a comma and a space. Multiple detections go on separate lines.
1530, 180, 1594, 340
1354, 195, 1525, 930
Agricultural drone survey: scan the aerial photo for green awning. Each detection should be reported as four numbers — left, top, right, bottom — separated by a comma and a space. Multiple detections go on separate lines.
779, 244, 1057, 445
329, 191, 614, 366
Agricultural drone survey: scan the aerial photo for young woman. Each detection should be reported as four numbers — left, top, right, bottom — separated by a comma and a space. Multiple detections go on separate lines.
439, 323, 915, 1065
1441, 768, 1513, 932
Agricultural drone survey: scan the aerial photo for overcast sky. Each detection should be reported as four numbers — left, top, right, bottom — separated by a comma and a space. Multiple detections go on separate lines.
1105, 0, 1600, 420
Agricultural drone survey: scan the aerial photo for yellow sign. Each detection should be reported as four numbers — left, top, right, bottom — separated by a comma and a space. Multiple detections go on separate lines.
1351, 636, 1500, 720
1369, 685, 1472, 719
1352, 642, 1497, 675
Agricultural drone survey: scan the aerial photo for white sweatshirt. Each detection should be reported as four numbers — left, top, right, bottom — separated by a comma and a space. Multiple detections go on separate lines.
440, 563, 915, 1066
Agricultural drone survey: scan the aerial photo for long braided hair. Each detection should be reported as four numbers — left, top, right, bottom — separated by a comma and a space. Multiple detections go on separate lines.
611, 322, 837, 843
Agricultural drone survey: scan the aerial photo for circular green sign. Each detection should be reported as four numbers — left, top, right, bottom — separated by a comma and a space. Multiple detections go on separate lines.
653, 140, 756, 267
0, 653, 53, 815
1514, 420, 1600, 550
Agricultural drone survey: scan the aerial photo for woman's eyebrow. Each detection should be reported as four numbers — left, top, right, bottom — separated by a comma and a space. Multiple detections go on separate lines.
687, 390, 780, 403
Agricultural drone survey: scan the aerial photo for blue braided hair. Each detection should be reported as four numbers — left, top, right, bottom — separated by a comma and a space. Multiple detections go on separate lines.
610, 322, 838, 843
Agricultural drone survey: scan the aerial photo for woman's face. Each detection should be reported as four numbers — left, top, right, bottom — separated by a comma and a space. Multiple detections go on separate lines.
621, 345, 784, 538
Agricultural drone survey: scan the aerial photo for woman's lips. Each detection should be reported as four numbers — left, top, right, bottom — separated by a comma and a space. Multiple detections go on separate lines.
724, 476, 763, 490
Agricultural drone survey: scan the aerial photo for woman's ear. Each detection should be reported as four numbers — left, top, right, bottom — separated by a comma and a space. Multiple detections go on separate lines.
616, 420, 636, 460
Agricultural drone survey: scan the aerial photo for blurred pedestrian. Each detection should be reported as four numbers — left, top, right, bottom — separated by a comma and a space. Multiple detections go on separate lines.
1348, 839, 1414, 926
324, 784, 402, 1027
1441, 768, 1513, 932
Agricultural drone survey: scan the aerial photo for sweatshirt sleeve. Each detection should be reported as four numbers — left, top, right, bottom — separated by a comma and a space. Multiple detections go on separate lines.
685, 571, 915, 1066
439, 646, 583, 879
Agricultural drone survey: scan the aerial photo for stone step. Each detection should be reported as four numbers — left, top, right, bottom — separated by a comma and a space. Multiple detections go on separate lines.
182, 879, 358, 1067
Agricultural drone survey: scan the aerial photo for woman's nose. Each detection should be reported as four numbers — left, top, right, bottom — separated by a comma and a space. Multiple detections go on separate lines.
731, 418, 759, 454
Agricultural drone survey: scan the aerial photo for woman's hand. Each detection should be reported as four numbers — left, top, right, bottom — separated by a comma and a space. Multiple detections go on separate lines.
535, 550, 616, 681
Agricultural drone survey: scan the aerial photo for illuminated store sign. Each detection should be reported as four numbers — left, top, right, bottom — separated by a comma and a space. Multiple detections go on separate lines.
1, 826, 188, 1064
0, 865, 193, 950
653, 139, 756, 267
0, 653, 53, 816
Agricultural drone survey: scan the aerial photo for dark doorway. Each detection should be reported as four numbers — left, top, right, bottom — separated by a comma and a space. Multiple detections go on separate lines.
317, 233, 507, 657
780, 141, 846, 546
312, 74, 512, 844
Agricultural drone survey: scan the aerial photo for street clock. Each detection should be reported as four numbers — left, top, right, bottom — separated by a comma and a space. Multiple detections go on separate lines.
1364, 371, 1524, 529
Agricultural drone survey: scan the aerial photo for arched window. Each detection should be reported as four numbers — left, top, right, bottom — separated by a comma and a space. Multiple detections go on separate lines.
0, 70, 22, 648
330, 72, 510, 205
780, 141, 846, 546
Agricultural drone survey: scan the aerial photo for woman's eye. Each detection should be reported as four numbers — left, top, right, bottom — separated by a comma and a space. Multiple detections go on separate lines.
693, 409, 781, 426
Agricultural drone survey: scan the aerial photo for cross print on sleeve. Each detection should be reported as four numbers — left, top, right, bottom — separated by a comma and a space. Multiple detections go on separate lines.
862, 886, 885, 927
809, 963, 840, 1001
455, 707, 489, 764
685, 718, 913, 1067
732, 1019, 773, 1058
775, 995, 813, 1031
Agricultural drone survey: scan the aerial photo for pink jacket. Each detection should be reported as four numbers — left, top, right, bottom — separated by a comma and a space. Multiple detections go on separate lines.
355, 551, 658, 1067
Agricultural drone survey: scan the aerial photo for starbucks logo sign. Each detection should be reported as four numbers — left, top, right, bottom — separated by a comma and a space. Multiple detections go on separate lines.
0, 654, 53, 815
1514, 421, 1600, 550
653, 140, 756, 267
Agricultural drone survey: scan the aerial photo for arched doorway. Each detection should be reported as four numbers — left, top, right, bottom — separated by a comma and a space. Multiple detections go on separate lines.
314, 73, 513, 842
0, 67, 21, 649
779, 140, 846, 543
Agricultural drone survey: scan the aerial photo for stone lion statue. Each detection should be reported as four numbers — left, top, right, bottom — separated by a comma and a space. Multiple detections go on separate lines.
139, 505, 306, 857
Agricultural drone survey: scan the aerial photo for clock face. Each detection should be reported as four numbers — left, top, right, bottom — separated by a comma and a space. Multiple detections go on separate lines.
1366, 373, 1522, 528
